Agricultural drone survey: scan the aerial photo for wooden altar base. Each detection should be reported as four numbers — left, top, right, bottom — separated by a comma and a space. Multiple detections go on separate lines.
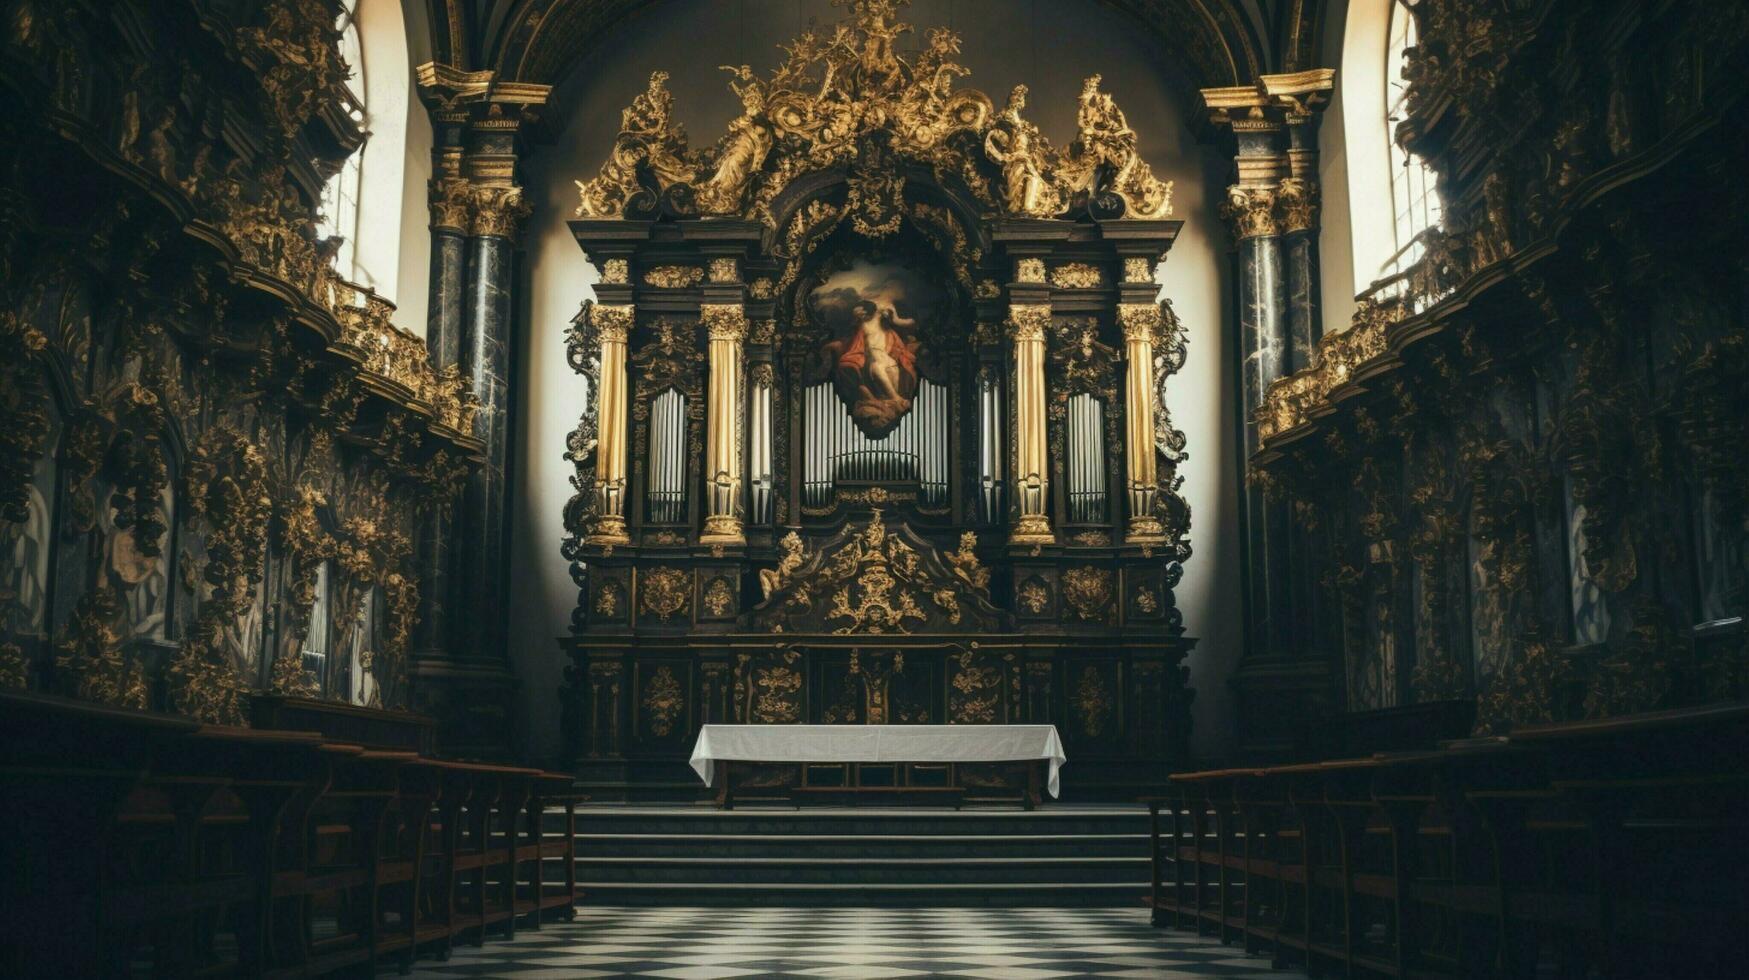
715, 759, 1045, 809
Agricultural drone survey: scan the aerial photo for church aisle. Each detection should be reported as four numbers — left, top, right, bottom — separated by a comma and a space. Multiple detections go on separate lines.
401, 906, 1294, 978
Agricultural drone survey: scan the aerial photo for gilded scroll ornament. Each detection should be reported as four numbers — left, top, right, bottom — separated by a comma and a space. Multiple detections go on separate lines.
468, 185, 531, 240
1018, 578, 1050, 614
1051, 263, 1103, 289
1257, 296, 1405, 443
644, 265, 704, 289
56, 588, 148, 710
572, 2, 1175, 224
642, 665, 685, 736
640, 566, 691, 622
1007, 305, 1051, 342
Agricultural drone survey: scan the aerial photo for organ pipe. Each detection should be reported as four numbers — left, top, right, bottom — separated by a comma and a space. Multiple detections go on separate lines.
802, 380, 949, 509
590, 305, 633, 544
702, 305, 747, 543
1009, 304, 1053, 543
1119, 303, 1166, 542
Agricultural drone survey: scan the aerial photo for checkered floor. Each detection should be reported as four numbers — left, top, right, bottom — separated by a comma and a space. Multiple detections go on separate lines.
403, 907, 1299, 978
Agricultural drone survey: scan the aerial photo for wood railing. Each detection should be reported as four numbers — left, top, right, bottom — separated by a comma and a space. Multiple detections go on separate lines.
1143, 703, 1749, 978
0, 691, 583, 978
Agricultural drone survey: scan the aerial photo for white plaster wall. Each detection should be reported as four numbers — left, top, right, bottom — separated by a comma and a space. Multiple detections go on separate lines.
1331, 0, 1397, 305
1317, 0, 1361, 335
352, 0, 433, 335
509, 0, 1242, 765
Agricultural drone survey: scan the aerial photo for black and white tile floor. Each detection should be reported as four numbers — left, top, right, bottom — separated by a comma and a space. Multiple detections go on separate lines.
403, 907, 1300, 979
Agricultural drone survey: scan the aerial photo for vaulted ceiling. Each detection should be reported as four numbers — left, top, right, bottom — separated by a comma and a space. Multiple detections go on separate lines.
422, 0, 1328, 109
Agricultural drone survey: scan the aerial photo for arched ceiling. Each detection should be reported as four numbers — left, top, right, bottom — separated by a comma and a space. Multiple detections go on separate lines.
423, 1, 1328, 111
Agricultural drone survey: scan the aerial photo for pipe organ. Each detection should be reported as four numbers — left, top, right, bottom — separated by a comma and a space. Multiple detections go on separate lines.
803, 380, 950, 511
559, 4, 1196, 801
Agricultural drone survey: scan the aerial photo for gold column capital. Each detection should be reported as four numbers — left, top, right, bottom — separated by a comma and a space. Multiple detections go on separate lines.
428, 176, 472, 232
592, 304, 635, 342
701, 304, 749, 343
467, 184, 531, 240
1222, 184, 1279, 240
1007, 304, 1051, 343
1118, 303, 1161, 343
1276, 176, 1321, 234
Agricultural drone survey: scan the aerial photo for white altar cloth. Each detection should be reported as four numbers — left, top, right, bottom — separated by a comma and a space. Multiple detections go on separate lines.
689, 724, 1067, 798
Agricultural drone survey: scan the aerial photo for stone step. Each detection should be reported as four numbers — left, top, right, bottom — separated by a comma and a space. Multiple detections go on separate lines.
575, 880, 1148, 907
578, 854, 1149, 885
574, 831, 1149, 859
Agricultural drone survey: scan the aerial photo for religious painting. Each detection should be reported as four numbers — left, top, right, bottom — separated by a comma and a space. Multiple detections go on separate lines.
808, 257, 946, 438
102, 482, 174, 641
1, 402, 59, 641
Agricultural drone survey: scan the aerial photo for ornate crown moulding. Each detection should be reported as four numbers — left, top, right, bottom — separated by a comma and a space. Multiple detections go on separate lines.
571, 0, 1174, 226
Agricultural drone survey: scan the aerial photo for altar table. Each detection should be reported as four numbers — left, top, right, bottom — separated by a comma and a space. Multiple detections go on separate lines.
690, 724, 1067, 806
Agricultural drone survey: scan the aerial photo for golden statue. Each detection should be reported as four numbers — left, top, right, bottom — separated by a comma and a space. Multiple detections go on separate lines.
692, 65, 773, 215
985, 85, 1062, 217
572, 0, 1173, 224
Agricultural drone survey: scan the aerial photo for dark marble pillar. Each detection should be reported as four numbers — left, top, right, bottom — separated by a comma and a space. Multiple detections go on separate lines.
456, 196, 521, 663
415, 189, 469, 659
1227, 187, 1294, 662
1283, 222, 1321, 373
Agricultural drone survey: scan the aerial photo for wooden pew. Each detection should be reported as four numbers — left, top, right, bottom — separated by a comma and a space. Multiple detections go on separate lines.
1142, 703, 1749, 980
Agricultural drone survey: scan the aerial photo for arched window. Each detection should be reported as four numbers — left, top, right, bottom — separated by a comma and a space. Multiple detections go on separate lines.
1382, 0, 1441, 279
319, 0, 367, 283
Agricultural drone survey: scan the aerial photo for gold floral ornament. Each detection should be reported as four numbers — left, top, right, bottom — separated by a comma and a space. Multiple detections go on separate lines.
640, 566, 691, 621
56, 588, 148, 710
643, 665, 685, 736
704, 577, 735, 616
1060, 566, 1114, 621
573, 1, 1173, 224
1071, 665, 1113, 736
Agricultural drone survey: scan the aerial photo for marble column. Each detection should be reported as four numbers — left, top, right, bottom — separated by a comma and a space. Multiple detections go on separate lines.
454, 186, 527, 661
413, 177, 470, 659
589, 305, 633, 545
1008, 303, 1053, 545
1118, 303, 1164, 543
1262, 70, 1335, 373
1225, 183, 1294, 660
1279, 178, 1322, 373
700, 303, 747, 545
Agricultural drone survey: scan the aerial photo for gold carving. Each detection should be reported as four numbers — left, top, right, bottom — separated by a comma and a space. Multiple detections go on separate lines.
704, 578, 735, 616
1134, 586, 1160, 614
701, 304, 749, 343
1221, 184, 1279, 240
468, 185, 530, 240
1123, 257, 1153, 283
334, 283, 479, 433
752, 653, 803, 723
944, 532, 990, 592
594, 581, 623, 617
640, 566, 690, 622
1051, 263, 1103, 289
1007, 305, 1051, 342
1071, 665, 1112, 736
760, 531, 810, 601
1118, 302, 1160, 343
56, 588, 148, 710
708, 257, 740, 283
601, 258, 630, 284
750, 277, 775, 299
642, 665, 685, 736
1257, 297, 1405, 443
1016, 258, 1047, 283
1060, 566, 1114, 621
429, 177, 472, 231
643, 265, 704, 289
572, 4, 1173, 223
1018, 579, 1050, 614
1275, 177, 1319, 233
975, 279, 1001, 300
591, 304, 634, 343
